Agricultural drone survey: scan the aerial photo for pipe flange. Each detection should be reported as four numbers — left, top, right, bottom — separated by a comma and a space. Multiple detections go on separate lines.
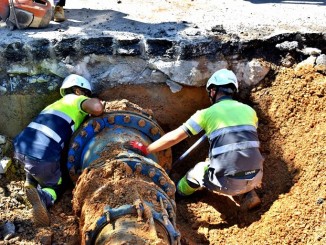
67, 111, 172, 178
86, 202, 180, 245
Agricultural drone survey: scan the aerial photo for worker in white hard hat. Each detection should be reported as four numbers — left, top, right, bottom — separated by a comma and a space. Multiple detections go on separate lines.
128, 68, 264, 210
13, 74, 104, 227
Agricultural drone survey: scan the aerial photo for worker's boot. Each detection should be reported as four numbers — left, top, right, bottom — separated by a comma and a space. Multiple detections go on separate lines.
241, 189, 261, 210
53, 6, 65, 22
25, 187, 50, 227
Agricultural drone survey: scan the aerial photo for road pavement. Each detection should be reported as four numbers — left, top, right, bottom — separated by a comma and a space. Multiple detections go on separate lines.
0, 0, 325, 43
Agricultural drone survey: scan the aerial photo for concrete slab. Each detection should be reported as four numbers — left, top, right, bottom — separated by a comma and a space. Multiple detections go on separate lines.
0, 0, 325, 43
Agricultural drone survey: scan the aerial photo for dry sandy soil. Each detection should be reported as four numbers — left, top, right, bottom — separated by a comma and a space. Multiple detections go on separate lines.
0, 64, 325, 244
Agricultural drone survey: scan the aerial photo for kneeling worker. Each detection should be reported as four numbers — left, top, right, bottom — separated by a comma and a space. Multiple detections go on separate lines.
13, 74, 104, 226
128, 68, 264, 210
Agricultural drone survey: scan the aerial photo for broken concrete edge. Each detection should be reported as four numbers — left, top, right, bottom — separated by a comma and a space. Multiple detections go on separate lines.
0, 32, 325, 96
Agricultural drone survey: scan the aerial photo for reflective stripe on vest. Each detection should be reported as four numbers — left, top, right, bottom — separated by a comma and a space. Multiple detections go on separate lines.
211, 141, 260, 156
41, 109, 74, 132
184, 118, 203, 135
28, 122, 62, 145
209, 125, 257, 141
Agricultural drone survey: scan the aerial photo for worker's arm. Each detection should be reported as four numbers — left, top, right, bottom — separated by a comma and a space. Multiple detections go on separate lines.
81, 98, 104, 116
147, 126, 188, 154
128, 126, 189, 156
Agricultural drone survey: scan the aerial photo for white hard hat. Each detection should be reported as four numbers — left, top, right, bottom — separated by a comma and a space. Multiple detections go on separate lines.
206, 69, 238, 92
60, 74, 92, 97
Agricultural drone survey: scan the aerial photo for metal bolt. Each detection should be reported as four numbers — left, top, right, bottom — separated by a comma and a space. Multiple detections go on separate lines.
135, 163, 142, 173
72, 142, 79, 150
170, 199, 176, 209
68, 155, 75, 162
92, 120, 101, 132
85, 231, 91, 243
124, 115, 131, 123
162, 198, 168, 209
138, 119, 146, 127
151, 190, 157, 200
134, 199, 143, 222
148, 168, 155, 178
107, 116, 115, 124
150, 127, 159, 135
105, 211, 111, 223
166, 186, 174, 197
159, 176, 166, 185
80, 130, 88, 137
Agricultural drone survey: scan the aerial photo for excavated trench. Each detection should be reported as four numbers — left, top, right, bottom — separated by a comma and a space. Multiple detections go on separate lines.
0, 61, 325, 244
0, 23, 325, 244
62, 65, 325, 244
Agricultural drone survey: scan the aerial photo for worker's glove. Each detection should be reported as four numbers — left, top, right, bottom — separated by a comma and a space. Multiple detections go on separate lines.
125, 141, 149, 156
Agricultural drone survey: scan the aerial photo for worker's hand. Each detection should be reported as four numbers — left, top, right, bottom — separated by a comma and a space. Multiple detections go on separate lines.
125, 141, 149, 156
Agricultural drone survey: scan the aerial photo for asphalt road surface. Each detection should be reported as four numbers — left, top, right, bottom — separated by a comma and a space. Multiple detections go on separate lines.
0, 0, 325, 42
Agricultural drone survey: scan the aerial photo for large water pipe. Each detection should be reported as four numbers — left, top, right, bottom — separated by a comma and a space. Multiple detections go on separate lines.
66, 100, 180, 245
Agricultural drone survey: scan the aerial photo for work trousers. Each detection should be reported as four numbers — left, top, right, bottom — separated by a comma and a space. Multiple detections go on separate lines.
177, 161, 263, 197
54, 0, 65, 6
14, 152, 63, 208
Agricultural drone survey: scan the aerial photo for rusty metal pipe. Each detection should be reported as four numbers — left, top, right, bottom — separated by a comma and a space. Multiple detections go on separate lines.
67, 108, 180, 245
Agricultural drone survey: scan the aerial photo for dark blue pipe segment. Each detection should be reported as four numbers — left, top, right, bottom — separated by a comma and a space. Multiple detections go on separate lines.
67, 111, 165, 174
88, 204, 141, 244
80, 127, 158, 170
151, 208, 181, 243
156, 191, 173, 213
103, 113, 162, 142
101, 204, 140, 225
91, 202, 179, 245
67, 117, 106, 173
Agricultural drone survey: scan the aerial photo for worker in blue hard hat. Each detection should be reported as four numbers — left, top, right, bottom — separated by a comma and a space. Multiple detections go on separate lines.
13, 74, 104, 227
128, 68, 264, 210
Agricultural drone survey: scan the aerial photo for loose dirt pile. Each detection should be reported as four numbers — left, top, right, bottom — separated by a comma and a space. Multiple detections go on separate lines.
0, 65, 325, 244
174, 65, 325, 245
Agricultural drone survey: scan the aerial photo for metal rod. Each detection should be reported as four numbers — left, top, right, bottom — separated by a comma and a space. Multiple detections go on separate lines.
172, 134, 207, 167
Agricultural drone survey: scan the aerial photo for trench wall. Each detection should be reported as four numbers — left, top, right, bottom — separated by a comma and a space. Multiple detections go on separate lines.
0, 32, 325, 137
